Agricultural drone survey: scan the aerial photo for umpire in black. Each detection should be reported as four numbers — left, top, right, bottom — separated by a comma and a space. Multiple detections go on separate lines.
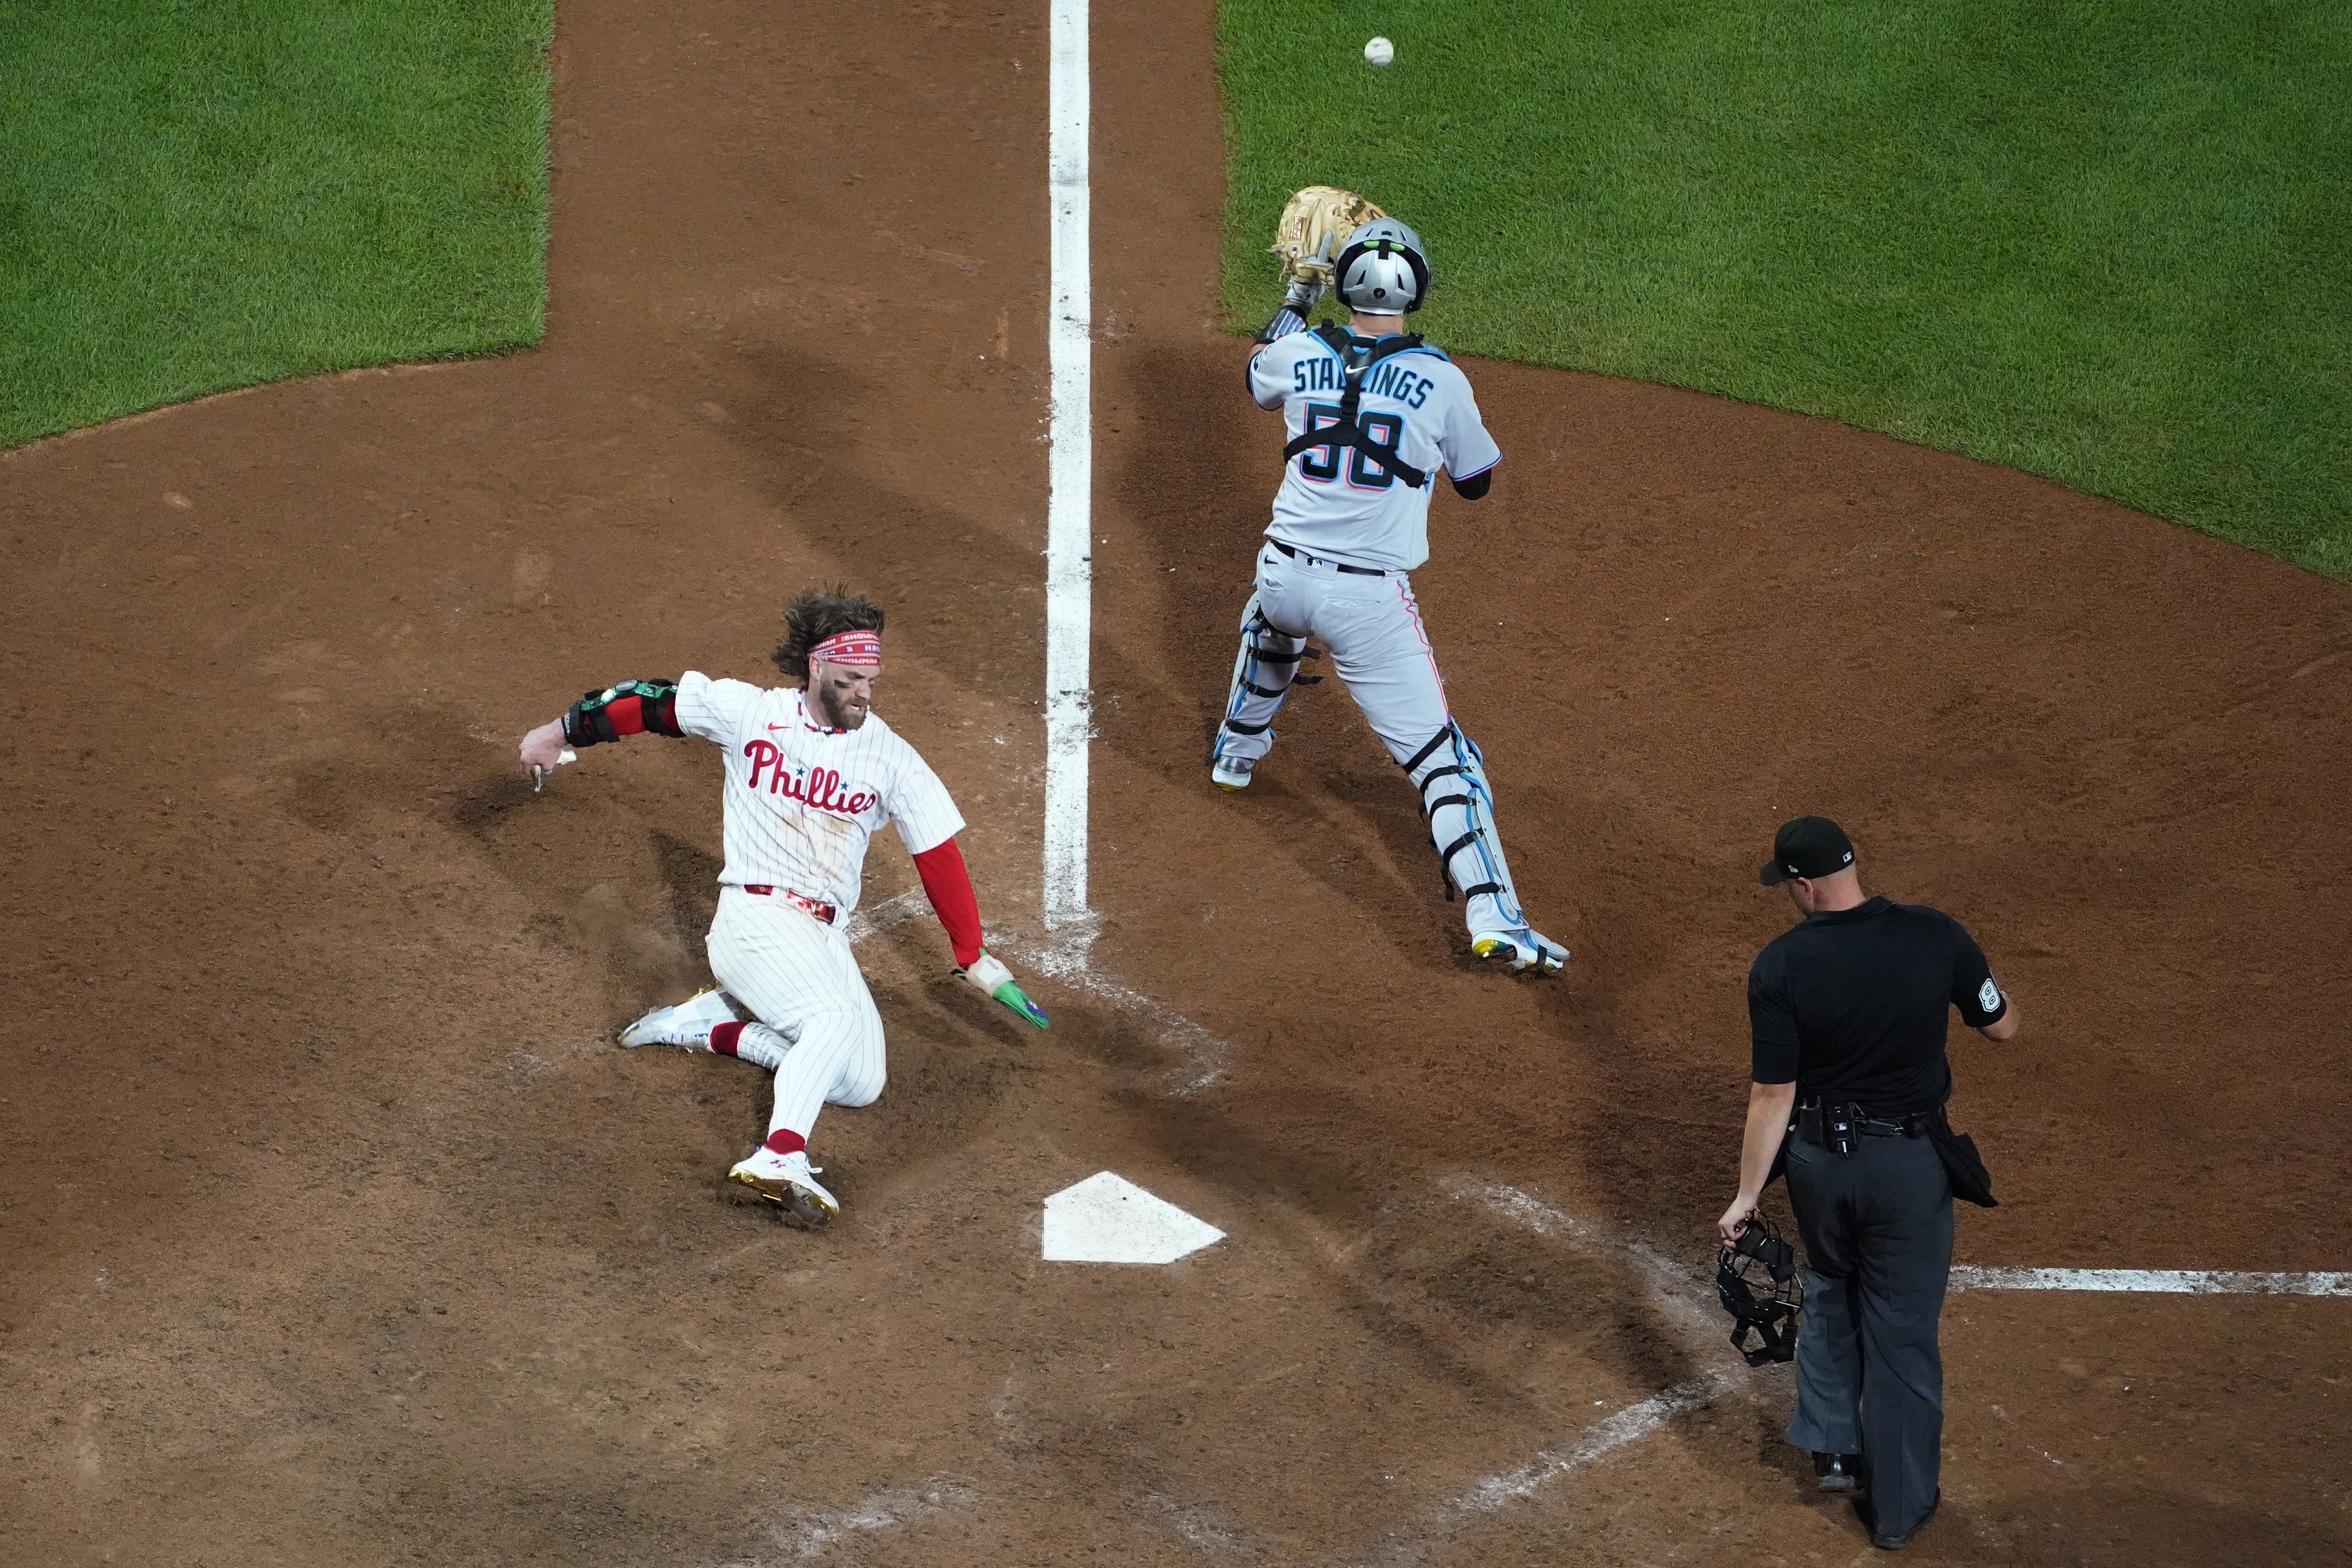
1715, 817, 2016, 1551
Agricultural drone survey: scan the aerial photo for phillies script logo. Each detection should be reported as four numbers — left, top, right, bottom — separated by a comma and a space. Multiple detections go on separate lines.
742, 740, 876, 815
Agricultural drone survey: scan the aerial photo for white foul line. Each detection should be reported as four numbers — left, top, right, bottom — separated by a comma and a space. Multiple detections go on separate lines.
1443, 1369, 1743, 1518
1416, 1179, 1762, 1535
1448, 1180, 2352, 1304
840, 887, 929, 945
1432, 1177, 2352, 1536
1041, 0, 1092, 937
1952, 1266, 2352, 1296
1022, 0, 1236, 1091
718, 1474, 974, 1566
844, 893, 1230, 1092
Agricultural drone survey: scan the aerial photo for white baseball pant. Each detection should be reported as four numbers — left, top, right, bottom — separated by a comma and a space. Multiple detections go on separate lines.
1211, 541, 1538, 938
704, 887, 886, 1148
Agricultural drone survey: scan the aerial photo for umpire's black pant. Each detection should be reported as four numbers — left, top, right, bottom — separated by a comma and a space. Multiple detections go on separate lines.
1784, 1128, 1953, 1538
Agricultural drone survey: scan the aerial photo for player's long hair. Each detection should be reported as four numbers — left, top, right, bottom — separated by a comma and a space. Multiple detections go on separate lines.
773, 589, 887, 685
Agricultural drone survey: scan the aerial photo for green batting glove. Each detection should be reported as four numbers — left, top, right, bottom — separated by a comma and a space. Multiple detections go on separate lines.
957, 951, 1050, 1030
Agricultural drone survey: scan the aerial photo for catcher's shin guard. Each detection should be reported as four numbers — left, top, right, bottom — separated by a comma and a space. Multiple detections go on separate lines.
1404, 722, 1558, 964
1208, 597, 1317, 775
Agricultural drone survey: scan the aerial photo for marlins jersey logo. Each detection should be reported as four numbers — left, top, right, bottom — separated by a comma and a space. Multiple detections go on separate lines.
675, 672, 963, 915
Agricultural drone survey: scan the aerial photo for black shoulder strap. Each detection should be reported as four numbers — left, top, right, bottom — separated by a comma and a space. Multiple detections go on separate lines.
1280, 327, 1431, 488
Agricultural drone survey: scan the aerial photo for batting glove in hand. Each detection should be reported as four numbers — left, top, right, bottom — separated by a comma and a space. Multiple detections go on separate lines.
957, 950, 1050, 1030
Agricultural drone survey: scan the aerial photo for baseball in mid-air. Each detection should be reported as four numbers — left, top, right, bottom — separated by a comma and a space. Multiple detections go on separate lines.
1364, 36, 1395, 67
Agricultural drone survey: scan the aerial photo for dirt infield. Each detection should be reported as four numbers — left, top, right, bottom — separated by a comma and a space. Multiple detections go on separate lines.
4, 0, 2348, 1563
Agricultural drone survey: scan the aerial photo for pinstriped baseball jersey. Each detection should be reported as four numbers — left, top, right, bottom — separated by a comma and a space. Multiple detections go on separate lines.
1246, 329, 1502, 574
674, 672, 964, 914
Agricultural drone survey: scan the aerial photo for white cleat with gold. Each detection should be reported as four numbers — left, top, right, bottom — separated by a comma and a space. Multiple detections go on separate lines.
726, 1147, 839, 1224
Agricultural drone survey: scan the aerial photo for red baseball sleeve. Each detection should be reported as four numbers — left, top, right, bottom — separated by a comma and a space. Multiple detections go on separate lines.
911, 836, 985, 969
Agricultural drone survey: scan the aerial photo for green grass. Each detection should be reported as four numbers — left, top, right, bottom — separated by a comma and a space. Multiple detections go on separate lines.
1219, 0, 2352, 580
1, 0, 553, 449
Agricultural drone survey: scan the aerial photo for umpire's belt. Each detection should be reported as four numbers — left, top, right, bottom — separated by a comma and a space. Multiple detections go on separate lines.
740, 885, 838, 925
1794, 1098, 1928, 1147
1268, 539, 1387, 577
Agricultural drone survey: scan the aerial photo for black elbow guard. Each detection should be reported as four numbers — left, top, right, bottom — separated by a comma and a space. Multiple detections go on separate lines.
1450, 470, 1493, 502
1255, 306, 1307, 345
561, 679, 683, 747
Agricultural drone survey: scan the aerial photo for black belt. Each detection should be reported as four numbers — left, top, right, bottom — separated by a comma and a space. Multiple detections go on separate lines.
1794, 1098, 1930, 1153
1844, 1115, 1919, 1138
1268, 539, 1386, 577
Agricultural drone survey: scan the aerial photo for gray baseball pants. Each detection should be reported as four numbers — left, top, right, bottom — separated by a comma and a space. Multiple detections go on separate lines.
1210, 542, 1539, 939
1783, 1129, 1954, 1540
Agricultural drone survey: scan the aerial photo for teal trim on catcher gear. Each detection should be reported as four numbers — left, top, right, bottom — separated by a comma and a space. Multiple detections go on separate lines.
1209, 596, 1321, 776
1280, 324, 1432, 489
1403, 721, 1566, 972
1472, 928, 1569, 974
1404, 721, 1512, 910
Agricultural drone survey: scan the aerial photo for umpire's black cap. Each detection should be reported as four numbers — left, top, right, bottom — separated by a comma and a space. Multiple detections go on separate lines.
1759, 816, 1856, 885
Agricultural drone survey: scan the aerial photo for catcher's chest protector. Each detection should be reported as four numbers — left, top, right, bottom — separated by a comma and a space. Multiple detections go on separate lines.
1279, 324, 1432, 490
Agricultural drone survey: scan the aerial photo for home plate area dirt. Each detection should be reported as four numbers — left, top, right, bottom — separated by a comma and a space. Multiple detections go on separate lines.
2, 0, 2347, 1563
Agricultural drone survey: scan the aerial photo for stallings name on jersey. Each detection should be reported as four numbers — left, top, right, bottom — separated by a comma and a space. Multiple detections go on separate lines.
742, 741, 877, 816
1249, 330, 1501, 574
1292, 354, 1433, 409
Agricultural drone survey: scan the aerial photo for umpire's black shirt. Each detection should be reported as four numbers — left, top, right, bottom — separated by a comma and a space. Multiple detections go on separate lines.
1749, 897, 2007, 1113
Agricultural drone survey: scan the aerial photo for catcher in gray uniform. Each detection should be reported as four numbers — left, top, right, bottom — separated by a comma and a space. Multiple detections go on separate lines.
1207, 189, 1566, 975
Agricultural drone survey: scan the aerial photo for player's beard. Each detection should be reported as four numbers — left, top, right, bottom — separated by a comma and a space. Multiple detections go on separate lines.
809, 678, 869, 731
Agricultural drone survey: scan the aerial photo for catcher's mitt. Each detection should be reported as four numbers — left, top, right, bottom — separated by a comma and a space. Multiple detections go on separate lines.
1269, 186, 1387, 292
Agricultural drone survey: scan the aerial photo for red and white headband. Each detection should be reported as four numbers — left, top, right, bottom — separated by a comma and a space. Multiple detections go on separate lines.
810, 631, 883, 668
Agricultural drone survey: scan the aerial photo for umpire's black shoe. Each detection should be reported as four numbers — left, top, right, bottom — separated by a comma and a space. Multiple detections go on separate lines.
1855, 1488, 1939, 1550
1812, 1451, 1865, 1495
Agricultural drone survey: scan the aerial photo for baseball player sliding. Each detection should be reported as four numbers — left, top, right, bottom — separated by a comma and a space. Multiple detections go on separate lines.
516, 589, 1048, 1224
1208, 188, 1566, 974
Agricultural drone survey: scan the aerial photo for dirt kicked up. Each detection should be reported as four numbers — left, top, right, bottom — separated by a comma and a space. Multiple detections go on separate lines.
3, 0, 2348, 1563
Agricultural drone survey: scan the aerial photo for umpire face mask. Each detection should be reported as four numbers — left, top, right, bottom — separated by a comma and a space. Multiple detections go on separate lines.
1716, 1214, 1803, 1366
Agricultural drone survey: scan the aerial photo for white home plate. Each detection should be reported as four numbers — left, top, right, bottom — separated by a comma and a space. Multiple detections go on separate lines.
1041, 1171, 1224, 1264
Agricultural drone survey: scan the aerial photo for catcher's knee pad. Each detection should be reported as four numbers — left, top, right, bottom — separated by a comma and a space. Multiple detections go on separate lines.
1212, 601, 1318, 755
1402, 721, 1526, 921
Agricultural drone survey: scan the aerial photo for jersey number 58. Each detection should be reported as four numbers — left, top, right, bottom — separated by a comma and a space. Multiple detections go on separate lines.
1298, 404, 1406, 491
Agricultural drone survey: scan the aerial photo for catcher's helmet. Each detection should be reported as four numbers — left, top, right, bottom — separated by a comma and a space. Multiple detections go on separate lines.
1334, 218, 1430, 314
